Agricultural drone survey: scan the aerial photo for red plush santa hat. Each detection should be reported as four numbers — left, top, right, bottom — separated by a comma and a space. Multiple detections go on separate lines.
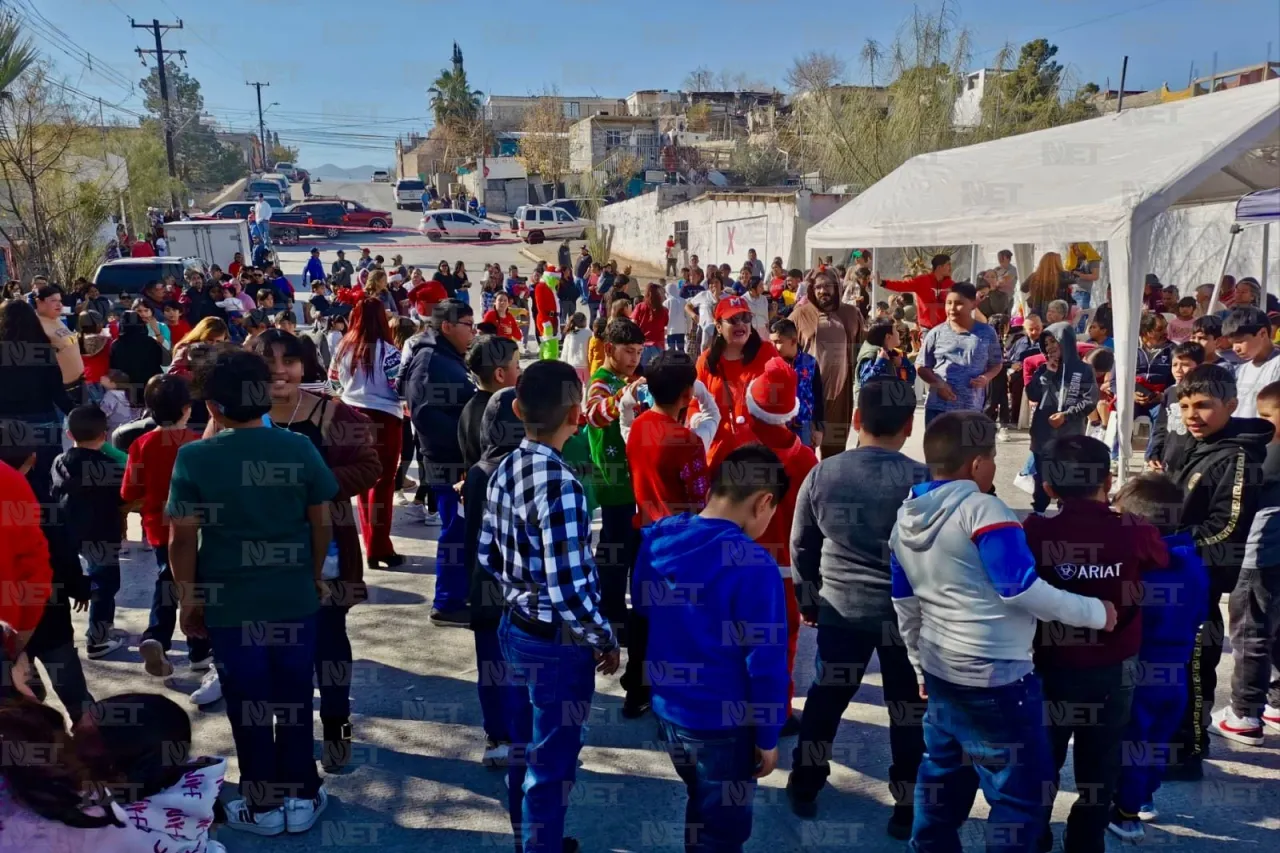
746, 357, 800, 425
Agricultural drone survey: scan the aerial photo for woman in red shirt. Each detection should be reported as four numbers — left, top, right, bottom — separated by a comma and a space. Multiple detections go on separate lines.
631, 282, 669, 368
482, 292, 523, 343
689, 295, 779, 472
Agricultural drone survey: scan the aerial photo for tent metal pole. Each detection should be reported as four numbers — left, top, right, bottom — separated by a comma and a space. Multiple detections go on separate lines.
1208, 225, 1241, 312
1263, 223, 1272, 300
970, 245, 978, 283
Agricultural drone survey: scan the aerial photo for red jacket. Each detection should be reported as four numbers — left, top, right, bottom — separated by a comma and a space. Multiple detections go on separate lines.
882, 273, 953, 329
741, 420, 817, 570
0, 461, 52, 635
628, 409, 710, 528
483, 309, 523, 342
128, 240, 155, 258
534, 281, 559, 334
1023, 498, 1169, 669
632, 302, 669, 348
121, 427, 199, 547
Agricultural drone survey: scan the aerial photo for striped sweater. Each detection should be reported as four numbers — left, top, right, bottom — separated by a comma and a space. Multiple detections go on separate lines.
585, 366, 634, 506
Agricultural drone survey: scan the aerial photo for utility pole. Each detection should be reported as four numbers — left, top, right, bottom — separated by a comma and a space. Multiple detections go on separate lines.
132, 18, 185, 212
247, 81, 270, 171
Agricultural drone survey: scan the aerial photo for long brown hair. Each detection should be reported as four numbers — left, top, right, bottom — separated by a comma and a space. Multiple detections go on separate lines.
176, 316, 228, 348
1027, 252, 1064, 309
336, 297, 394, 376
644, 281, 663, 309
365, 268, 388, 295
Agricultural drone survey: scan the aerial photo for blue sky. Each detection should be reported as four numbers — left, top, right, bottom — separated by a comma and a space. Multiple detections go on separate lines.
20, 0, 1280, 167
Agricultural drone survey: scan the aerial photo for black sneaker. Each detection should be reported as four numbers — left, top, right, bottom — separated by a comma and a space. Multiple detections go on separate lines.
429, 607, 470, 627
887, 804, 914, 840
786, 779, 817, 818
86, 638, 124, 660
621, 693, 651, 719
321, 719, 353, 772
780, 713, 802, 738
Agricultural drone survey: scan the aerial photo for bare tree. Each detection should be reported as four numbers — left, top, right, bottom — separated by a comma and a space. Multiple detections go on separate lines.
684, 66, 714, 93
517, 93, 570, 185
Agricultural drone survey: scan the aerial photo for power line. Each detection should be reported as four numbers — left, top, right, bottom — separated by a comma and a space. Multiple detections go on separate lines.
133, 17, 186, 211
6, 0, 139, 96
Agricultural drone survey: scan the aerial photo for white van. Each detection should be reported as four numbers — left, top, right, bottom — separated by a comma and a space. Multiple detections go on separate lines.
394, 178, 426, 209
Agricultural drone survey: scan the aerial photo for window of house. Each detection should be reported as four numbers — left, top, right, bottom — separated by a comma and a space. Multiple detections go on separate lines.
563, 101, 581, 119
605, 129, 625, 148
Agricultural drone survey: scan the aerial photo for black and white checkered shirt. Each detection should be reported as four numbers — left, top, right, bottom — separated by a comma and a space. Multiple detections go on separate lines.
479, 439, 616, 651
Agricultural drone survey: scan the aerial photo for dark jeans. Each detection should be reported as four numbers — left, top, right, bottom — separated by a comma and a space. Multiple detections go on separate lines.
790, 624, 925, 805
667, 333, 685, 351
1138, 402, 1162, 462
985, 368, 1011, 425
658, 718, 757, 853
1114, 652, 1189, 815
1008, 368, 1026, 424
595, 502, 647, 700
1229, 567, 1280, 717
666, 257, 678, 277
84, 561, 120, 646
500, 613, 596, 853
27, 641, 93, 724
475, 625, 520, 742
1173, 594, 1224, 763
1042, 659, 1137, 853
395, 418, 416, 489
431, 485, 469, 612
142, 545, 212, 661
315, 600, 352, 722
1031, 451, 1051, 514
913, 672, 1052, 853
559, 298, 578, 325
208, 614, 321, 811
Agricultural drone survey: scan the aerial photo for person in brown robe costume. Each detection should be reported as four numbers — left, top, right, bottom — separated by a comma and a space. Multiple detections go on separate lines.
790, 269, 865, 459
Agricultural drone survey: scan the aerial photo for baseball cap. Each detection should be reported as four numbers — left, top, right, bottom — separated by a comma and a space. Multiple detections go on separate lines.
714, 296, 753, 322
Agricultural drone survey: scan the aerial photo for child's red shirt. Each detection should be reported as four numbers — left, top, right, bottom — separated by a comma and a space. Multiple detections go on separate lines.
121, 427, 199, 547
483, 309, 523, 342
627, 409, 710, 528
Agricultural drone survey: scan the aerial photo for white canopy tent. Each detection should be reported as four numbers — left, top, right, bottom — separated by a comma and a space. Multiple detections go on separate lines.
807, 79, 1280, 480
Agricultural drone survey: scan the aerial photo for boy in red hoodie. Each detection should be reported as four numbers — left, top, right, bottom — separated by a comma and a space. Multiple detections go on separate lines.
743, 356, 818, 736
1022, 434, 1169, 853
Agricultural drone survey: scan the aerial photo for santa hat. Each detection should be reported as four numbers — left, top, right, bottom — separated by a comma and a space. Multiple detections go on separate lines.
746, 357, 800, 425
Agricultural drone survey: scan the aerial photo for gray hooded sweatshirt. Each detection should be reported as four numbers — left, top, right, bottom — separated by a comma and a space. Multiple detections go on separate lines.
1026, 321, 1098, 452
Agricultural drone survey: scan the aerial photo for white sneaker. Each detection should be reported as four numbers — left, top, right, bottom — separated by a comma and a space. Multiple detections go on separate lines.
86, 638, 125, 660
223, 799, 285, 836
482, 739, 510, 767
1138, 802, 1159, 822
997, 427, 1011, 442
1263, 704, 1280, 733
1208, 706, 1264, 746
189, 653, 213, 673
285, 786, 328, 834
1107, 816, 1145, 842
190, 668, 222, 706
138, 639, 174, 677
395, 491, 413, 506
402, 502, 426, 523
205, 841, 227, 853
423, 511, 441, 526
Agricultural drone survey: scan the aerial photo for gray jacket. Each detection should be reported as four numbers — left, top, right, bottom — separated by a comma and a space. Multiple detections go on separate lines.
790, 446, 929, 631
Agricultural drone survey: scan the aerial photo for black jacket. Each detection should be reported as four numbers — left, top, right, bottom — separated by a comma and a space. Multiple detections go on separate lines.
574, 253, 592, 280
1150, 385, 1195, 473
1026, 322, 1098, 451
463, 388, 523, 631
1170, 416, 1272, 592
50, 446, 124, 561
458, 389, 494, 473
109, 328, 164, 407
27, 509, 89, 655
398, 335, 476, 484
557, 244, 572, 273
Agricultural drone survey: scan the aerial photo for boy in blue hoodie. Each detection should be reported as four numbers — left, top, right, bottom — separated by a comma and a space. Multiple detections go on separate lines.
890, 411, 1115, 852
632, 444, 791, 853
1109, 473, 1209, 842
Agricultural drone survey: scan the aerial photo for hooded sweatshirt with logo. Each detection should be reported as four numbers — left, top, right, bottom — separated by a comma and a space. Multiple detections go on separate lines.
890, 480, 1108, 687
1025, 321, 1098, 452
632, 514, 790, 749
1023, 499, 1169, 669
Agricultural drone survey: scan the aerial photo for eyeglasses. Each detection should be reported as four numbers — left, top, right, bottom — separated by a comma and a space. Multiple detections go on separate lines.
723, 314, 752, 326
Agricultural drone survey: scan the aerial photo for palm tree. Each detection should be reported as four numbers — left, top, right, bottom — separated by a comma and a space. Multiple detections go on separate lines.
0, 16, 37, 100
428, 68, 482, 127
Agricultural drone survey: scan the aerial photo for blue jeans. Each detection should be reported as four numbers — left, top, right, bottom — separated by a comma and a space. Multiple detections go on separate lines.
1140, 403, 1162, 462
143, 545, 212, 661
912, 672, 1053, 853
84, 562, 120, 646
208, 613, 321, 811
667, 333, 685, 351
475, 625, 520, 742
500, 613, 597, 853
315, 600, 352, 721
431, 484, 469, 612
658, 718, 757, 853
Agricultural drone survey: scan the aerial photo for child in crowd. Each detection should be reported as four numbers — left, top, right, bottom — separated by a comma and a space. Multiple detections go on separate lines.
50, 405, 125, 661
164, 300, 192, 343
1083, 347, 1115, 439
770, 318, 824, 449
1148, 341, 1204, 472
1109, 473, 1208, 841
122, 374, 210, 677
1165, 363, 1270, 778
73, 693, 228, 853
587, 315, 607, 379
855, 318, 918, 396
560, 311, 592, 385
166, 348, 337, 835
1188, 314, 1239, 366
1024, 436, 1169, 852
478, 360, 619, 853
98, 369, 135, 435
1086, 314, 1114, 349
788, 378, 928, 834
1168, 296, 1197, 342
742, 357, 819, 737
632, 444, 790, 853
1258, 381, 1280, 479
1026, 322, 1099, 513
458, 334, 521, 472
1225, 306, 1280, 418
664, 280, 687, 351
890, 411, 1114, 851
482, 291, 523, 345
584, 318, 648, 717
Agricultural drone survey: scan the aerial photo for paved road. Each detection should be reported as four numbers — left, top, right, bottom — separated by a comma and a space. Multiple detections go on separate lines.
50, 410, 1279, 853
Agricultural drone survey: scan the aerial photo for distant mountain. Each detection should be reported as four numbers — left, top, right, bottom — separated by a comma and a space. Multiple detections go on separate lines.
309, 164, 389, 181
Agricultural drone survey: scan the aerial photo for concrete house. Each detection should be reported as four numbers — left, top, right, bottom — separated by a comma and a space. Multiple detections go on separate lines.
568, 114, 662, 174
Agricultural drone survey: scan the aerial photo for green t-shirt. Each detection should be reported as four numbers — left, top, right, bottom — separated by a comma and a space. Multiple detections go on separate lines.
166, 426, 338, 628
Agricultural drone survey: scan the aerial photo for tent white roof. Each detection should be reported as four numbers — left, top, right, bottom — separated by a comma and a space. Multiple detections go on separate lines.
806, 79, 1280, 251
1237, 186, 1280, 224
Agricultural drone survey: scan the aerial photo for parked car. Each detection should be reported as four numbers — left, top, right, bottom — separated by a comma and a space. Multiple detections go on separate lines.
193, 201, 254, 221
260, 172, 291, 198
91, 257, 205, 298
394, 178, 426, 210
418, 210, 507, 242
243, 179, 286, 202
330, 199, 392, 230
511, 204, 593, 244
274, 162, 299, 180
269, 202, 347, 245
371, 170, 390, 183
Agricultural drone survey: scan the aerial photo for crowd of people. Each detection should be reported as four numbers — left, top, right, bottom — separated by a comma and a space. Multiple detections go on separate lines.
0, 239, 1278, 853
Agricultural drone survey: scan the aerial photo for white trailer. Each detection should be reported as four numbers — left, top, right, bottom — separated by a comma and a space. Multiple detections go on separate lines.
166, 219, 252, 271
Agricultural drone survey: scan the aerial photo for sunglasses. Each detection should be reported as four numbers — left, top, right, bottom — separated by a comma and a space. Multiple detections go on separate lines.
723, 314, 752, 326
